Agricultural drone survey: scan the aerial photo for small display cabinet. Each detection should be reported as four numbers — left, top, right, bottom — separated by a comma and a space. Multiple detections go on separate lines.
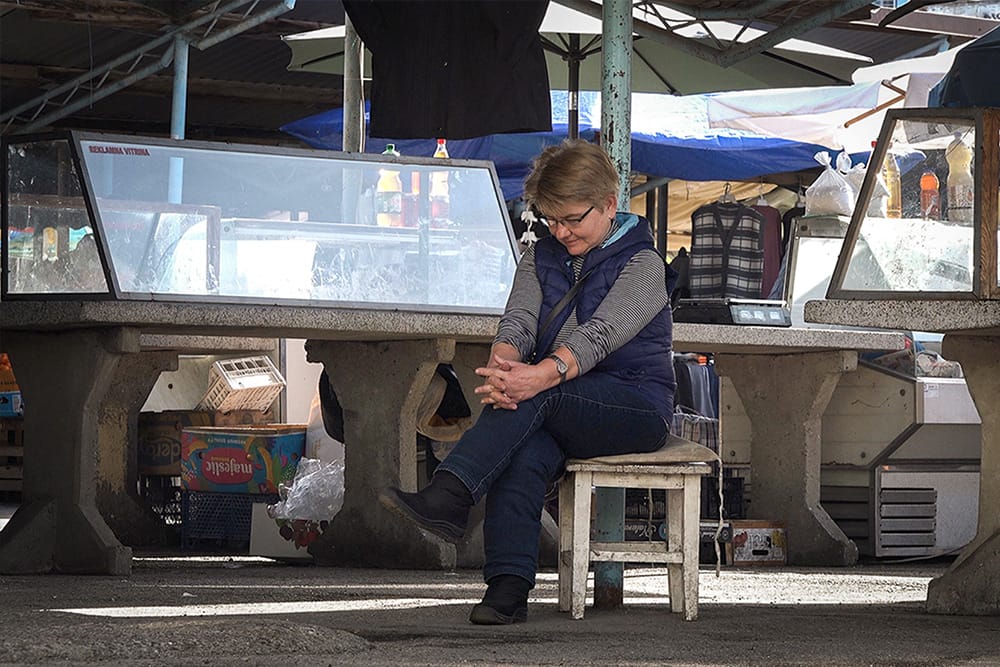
828, 107, 1000, 300
2, 132, 520, 313
808, 107, 1000, 614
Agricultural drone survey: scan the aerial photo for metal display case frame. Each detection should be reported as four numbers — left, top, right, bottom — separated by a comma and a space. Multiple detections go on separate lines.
2, 131, 520, 314
828, 107, 1000, 301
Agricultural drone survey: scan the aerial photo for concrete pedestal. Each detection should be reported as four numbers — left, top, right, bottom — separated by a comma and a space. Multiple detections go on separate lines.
715, 350, 859, 567
926, 334, 1000, 614
305, 338, 490, 569
96, 350, 180, 547
0, 329, 137, 574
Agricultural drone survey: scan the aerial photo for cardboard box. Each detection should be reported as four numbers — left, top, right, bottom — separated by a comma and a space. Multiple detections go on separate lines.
0, 391, 23, 418
180, 424, 306, 495
212, 409, 274, 427
138, 410, 214, 475
727, 520, 787, 566
249, 503, 319, 561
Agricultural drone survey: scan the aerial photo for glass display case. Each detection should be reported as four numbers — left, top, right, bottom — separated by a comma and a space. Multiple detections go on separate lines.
2, 131, 520, 313
827, 107, 1000, 300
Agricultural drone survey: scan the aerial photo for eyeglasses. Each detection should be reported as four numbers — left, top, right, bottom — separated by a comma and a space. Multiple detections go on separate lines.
534, 205, 594, 229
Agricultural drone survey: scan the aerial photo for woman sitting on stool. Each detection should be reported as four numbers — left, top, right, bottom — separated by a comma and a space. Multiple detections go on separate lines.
380, 139, 677, 624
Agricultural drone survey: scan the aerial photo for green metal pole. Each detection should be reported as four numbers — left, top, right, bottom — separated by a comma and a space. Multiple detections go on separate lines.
594, 0, 632, 611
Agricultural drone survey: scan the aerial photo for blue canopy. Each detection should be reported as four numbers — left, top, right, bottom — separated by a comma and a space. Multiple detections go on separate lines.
281, 90, 864, 201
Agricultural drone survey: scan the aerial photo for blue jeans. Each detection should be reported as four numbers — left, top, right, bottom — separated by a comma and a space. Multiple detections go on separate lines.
435, 374, 670, 586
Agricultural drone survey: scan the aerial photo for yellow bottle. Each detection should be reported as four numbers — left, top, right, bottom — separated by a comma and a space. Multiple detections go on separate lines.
375, 144, 403, 227
430, 138, 450, 227
880, 144, 901, 219
946, 132, 974, 225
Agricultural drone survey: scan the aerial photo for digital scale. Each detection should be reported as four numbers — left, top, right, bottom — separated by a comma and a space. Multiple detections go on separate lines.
672, 298, 792, 327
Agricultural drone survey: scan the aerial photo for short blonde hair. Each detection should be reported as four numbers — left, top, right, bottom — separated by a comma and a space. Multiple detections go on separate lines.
523, 140, 618, 216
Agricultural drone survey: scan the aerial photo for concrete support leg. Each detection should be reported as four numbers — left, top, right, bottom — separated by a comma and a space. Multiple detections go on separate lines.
0, 328, 138, 575
715, 350, 859, 566
97, 351, 179, 547
927, 335, 1000, 615
304, 338, 458, 569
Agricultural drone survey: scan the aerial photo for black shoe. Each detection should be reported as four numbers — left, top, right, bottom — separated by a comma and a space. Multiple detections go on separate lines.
469, 575, 530, 625
378, 471, 473, 543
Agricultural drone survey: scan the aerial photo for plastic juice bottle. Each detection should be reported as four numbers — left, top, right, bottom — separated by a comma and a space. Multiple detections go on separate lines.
375, 144, 403, 227
880, 143, 902, 219
946, 132, 974, 225
919, 170, 940, 220
430, 138, 450, 227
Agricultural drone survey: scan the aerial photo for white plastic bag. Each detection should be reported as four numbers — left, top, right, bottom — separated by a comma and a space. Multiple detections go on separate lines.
268, 456, 345, 521
845, 162, 889, 218
266, 390, 347, 522
805, 151, 856, 217
835, 150, 853, 175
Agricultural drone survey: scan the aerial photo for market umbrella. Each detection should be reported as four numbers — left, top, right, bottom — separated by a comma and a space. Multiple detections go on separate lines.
282, 2, 869, 138
539, 2, 867, 94
929, 25, 1000, 107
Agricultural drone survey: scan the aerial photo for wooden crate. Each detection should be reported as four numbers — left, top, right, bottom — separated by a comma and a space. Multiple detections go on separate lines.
0, 418, 24, 499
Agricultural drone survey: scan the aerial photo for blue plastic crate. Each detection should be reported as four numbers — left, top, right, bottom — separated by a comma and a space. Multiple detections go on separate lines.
181, 490, 277, 551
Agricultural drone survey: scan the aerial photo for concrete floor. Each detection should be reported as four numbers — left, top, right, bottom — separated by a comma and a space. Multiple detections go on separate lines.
1, 552, 997, 666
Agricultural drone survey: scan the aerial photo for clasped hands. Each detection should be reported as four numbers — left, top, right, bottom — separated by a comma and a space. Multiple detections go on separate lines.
474, 354, 544, 410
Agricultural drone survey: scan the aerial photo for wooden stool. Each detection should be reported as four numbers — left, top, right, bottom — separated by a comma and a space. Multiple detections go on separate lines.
557, 434, 717, 620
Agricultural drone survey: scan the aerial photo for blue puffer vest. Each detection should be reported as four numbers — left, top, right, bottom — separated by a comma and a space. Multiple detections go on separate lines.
533, 213, 675, 420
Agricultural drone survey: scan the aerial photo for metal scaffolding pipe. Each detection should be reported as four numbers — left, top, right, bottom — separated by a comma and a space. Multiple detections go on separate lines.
19, 50, 175, 134
196, 0, 297, 50
594, 0, 632, 613
3, 0, 296, 134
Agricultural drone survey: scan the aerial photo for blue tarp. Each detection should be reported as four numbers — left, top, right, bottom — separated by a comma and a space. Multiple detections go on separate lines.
281, 90, 865, 201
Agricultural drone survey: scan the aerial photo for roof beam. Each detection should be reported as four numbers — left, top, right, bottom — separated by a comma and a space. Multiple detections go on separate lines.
2, 64, 341, 105
0, 0, 323, 34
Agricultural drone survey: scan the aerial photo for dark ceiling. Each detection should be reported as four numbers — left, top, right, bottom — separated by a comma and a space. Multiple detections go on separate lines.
0, 1, 967, 146
0, 0, 348, 143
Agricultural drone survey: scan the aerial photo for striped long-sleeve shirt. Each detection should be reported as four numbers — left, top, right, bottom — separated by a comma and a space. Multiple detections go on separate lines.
494, 244, 669, 374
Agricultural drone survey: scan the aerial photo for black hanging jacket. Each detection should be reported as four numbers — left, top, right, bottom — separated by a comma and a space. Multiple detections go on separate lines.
343, 0, 552, 139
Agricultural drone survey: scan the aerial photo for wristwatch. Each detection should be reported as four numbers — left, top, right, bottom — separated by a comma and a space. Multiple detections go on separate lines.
547, 353, 568, 383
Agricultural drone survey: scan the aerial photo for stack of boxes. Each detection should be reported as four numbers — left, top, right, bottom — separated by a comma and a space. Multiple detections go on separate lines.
0, 353, 24, 503
137, 356, 306, 551
0, 353, 22, 419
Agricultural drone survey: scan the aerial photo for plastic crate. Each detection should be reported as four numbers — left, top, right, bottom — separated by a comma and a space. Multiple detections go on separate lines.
0, 417, 24, 502
181, 490, 278, 551
197, 356, 285, 413
140, 474, 184, 526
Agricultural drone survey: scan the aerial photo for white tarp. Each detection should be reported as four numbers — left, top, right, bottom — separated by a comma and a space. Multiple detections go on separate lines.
706, 45, 966, 154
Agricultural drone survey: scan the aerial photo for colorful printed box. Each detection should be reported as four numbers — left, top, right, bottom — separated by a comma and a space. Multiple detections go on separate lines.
0, 391, 24, 418
181, 425, 306, 495
727, 520, 787, 566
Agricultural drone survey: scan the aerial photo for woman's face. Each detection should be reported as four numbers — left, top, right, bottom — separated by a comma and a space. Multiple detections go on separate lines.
541, 195, 616, 256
